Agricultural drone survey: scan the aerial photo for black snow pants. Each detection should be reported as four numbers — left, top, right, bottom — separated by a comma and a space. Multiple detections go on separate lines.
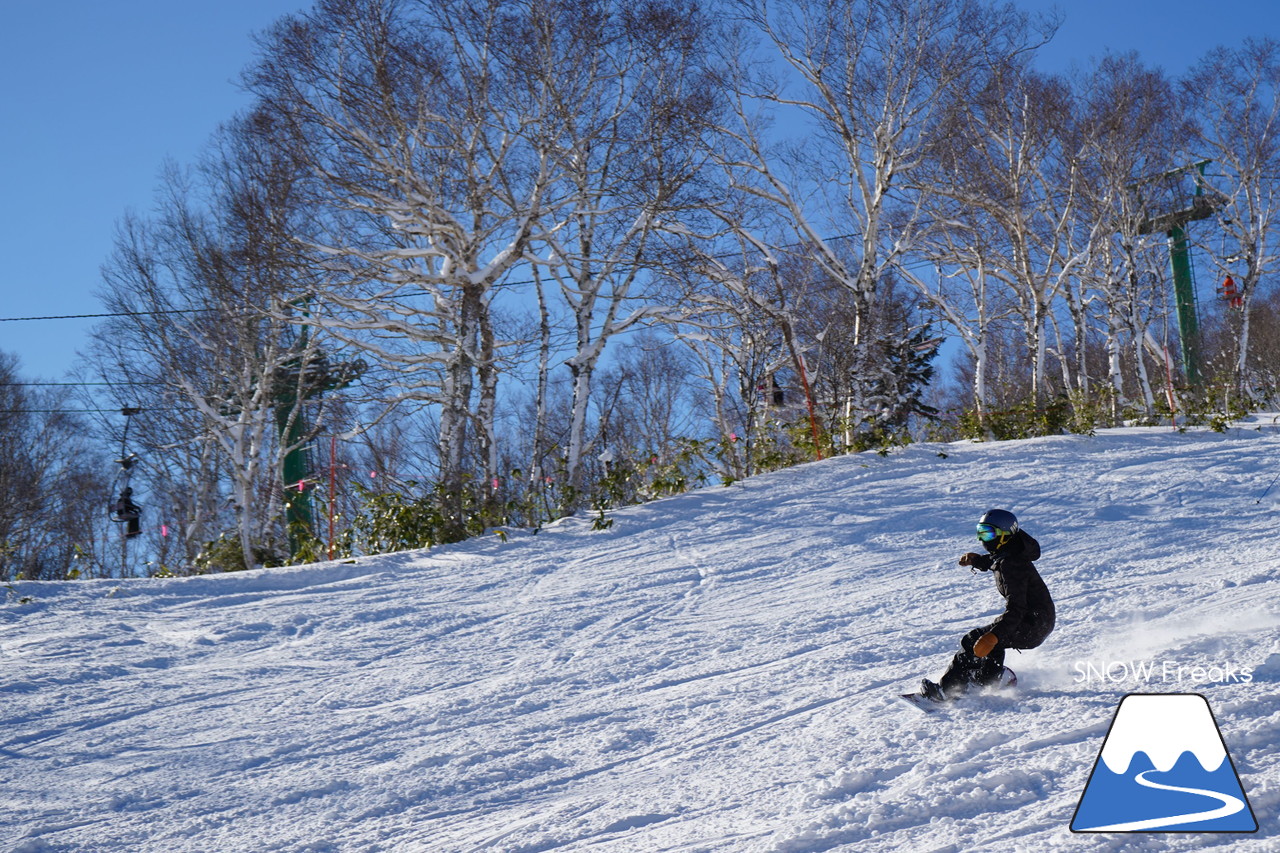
938, 627, 1009, 695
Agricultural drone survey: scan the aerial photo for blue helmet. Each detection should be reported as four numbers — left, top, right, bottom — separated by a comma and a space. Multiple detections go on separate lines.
976, 509, 1018, 545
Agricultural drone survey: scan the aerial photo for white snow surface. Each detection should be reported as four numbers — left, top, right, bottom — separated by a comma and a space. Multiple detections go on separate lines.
5, 420, 1280, 852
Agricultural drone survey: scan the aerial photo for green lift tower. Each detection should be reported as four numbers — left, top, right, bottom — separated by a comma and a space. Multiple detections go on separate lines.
1135, 161, 1218, 386
275, 320, 365, 558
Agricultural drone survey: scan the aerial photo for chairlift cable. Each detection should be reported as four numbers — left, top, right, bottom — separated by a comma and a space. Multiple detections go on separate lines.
0, 308, 214, 322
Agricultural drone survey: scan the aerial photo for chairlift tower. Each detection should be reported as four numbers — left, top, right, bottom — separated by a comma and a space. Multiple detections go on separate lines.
1134, 160, 1219, 386
275, 333, 365, 559
205, 301, 364, 561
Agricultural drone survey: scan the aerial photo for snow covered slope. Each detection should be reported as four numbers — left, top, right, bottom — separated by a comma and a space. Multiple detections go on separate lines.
4, 421, 1280, 852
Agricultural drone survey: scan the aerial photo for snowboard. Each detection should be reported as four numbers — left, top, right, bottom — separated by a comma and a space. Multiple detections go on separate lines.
898, 691, 947, 713
899, 668, 1017, 713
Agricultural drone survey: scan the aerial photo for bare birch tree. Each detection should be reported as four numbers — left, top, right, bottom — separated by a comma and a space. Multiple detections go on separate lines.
250, 0, 557, 524
927, 64, 1095, 409
1075, 54, 1187, 419
0, 355, 109, 580
719, 0, 1037, 433
520, 0, 719, 502
1184, 38, 1280, 397
662, 191, 832, 466
666, 250, 793, 479
896, 178, 1016, 428
94, 113, 328, 571
250, 0, 715, 518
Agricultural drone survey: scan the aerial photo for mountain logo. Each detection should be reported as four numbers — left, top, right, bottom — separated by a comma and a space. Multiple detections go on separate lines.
1071, 693, 1257, 833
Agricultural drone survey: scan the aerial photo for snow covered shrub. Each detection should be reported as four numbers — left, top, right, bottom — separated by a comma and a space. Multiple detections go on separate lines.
1160, 380, 1256, 432
586, 438, 718, 518
1063, 389, 1107, 435
332, 481, 514, 558
956, 395, 1074, 442
841, 423, 913, 456
194, 533, 286, 574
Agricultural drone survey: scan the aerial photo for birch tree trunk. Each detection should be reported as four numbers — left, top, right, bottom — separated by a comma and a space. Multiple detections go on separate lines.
250, 0, 562, 522
96, 112, 329, 570
724, 0, 1042, 434
1184, 39, 1280, 398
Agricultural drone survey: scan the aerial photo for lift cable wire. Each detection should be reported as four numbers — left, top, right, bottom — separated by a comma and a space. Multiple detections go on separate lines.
0, 308, 213, 322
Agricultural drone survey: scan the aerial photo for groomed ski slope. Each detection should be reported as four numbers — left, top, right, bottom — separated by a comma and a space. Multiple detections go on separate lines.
4, 420, 1280, 853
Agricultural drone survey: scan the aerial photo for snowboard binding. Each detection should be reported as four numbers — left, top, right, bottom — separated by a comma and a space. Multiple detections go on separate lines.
900, 667, 1017, 712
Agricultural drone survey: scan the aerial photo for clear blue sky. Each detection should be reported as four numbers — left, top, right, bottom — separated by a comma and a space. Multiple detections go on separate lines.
0, 0, 305, 382
1, 0, 1277, 381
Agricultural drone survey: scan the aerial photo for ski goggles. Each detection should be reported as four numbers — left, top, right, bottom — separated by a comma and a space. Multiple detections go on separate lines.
976, 523, 1009, 542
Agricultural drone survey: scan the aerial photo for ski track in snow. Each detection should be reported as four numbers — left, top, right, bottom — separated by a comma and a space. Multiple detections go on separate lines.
3, 421, 1280, 852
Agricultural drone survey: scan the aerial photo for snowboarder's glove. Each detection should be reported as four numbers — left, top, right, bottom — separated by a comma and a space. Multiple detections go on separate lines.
973, 632, 998, 658
959, 552, 982, 566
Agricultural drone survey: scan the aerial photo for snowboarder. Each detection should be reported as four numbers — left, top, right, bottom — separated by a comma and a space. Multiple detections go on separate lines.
919, 508, 1055, 702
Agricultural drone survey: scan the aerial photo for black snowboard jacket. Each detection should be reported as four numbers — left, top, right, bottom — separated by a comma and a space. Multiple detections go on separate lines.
967, 529, 1055, 650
